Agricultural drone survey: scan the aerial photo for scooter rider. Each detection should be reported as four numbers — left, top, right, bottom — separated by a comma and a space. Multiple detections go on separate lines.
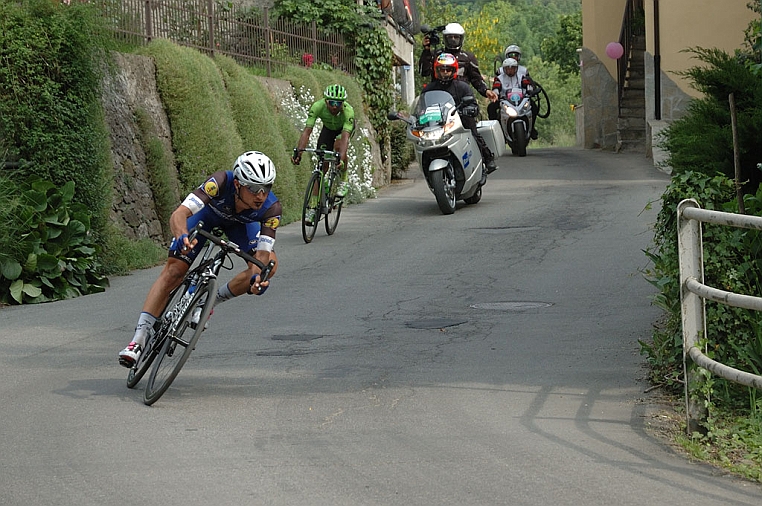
488, 57, 539, 140
419, 23, 499, 107
423, 53, 496, 182
503, 44, 529, 78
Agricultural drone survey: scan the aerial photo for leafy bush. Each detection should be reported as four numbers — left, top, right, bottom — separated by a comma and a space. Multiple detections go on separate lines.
642, 169, 762, 408
641, 171, 736, 390
389, 118, 414, 179
0, 0, 113, 235
0, 176, 108, 304
661, 47, 762, 192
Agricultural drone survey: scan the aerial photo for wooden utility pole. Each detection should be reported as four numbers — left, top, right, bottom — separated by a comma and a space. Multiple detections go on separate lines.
729, 93, 744, 214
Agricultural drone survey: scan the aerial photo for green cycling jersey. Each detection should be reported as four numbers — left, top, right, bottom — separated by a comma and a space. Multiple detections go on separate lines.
305, 99, 355, 133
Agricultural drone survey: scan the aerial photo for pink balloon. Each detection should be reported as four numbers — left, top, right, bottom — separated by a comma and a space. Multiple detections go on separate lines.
605, 42, 624, 59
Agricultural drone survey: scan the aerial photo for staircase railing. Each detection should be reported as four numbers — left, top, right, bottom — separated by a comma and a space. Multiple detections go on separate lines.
617, 0, 644, 116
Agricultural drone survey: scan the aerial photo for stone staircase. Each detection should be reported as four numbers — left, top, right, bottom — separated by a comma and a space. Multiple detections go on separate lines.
616, 35, 646, 152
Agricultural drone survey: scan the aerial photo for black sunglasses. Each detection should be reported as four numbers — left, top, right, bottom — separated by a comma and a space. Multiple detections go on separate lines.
243, 183, 272, 195
327, 100, 344, 108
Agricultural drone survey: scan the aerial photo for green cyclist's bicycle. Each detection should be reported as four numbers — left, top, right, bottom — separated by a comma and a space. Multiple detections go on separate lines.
295, 147, 344, 244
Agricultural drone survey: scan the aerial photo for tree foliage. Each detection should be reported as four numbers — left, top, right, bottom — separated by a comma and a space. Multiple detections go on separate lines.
541, 10, 582, 75
0, 0, 113, 235
662, 47, 762, 192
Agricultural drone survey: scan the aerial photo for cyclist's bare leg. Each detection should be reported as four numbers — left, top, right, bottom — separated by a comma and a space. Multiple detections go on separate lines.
141, 257, 191, 316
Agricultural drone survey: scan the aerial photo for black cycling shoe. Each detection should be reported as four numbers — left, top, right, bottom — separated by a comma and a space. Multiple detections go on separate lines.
486, 159, 497, 174
480, 168, 488, 186
530, 128, 538, 140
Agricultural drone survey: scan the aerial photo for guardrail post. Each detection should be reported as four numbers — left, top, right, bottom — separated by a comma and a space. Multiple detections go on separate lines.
677, 198, 708, 434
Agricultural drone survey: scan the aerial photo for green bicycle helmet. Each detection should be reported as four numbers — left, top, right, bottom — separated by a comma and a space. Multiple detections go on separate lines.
324, 84, 347, 101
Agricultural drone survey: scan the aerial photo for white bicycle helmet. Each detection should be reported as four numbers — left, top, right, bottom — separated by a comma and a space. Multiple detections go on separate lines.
443, 23, 465, 51
233, 151, 276, 186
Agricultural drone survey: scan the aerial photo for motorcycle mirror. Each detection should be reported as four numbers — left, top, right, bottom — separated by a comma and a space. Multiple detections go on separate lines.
420, 24, 431, 33
387, 111, 400, 121
461, 95, 476, 105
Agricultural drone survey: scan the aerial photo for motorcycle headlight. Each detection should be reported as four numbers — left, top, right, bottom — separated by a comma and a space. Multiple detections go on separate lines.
522, 102, 531, 112
412, 126, 444, 141
412, 125, 452, 146
442, 120, 456, 135
506, 108, 518, 118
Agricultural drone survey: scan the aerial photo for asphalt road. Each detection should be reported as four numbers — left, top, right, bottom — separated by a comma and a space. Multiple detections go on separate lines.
2, 147, 761, 505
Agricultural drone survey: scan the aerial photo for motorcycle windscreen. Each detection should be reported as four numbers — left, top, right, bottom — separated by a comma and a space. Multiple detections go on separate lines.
413, 90, 456, 125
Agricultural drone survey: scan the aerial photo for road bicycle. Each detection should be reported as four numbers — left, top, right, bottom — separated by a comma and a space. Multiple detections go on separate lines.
126, 223, 274, 405
295, 147, 344, 243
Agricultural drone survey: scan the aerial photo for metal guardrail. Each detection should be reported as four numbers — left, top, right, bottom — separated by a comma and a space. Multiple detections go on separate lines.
677, 198, 762, 432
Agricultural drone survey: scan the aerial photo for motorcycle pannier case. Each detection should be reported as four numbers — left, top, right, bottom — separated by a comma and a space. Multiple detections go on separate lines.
476, 120, 505, 158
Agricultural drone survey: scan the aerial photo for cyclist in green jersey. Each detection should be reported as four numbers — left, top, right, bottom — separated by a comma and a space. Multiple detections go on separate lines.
292, 85, 355, 223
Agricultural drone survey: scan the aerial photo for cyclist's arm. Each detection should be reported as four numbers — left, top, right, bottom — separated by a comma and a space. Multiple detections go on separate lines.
293, 102, 322, 162
295, 126, 313, 154
254, 201, 281, 270
337, 105, 355, 166
168, 205, 193, 251
336, 131, 351, 167
246, 202, 281, 293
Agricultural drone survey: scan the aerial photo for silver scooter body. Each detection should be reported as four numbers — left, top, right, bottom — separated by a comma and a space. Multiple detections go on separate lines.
398, 90, 483, 215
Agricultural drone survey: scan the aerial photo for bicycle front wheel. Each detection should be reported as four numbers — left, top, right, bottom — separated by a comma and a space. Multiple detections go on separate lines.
127, 281, 189, 388
143, 278, 217, 405
302, 171, 321, 243
324, 169, 343, 236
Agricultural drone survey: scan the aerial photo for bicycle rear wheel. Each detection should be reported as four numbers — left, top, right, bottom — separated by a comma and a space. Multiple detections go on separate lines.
127, 282, 188, 388
143, 278, 217, 405
301, 172, 321, 243
324, 169, 343, 236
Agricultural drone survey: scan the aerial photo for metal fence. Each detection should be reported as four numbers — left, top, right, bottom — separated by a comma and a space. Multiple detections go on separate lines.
677, 198, 762, 433
93, 0, 355, 76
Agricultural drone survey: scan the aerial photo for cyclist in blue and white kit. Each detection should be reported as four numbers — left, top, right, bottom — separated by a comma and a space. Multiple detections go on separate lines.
119, 151, 282, 368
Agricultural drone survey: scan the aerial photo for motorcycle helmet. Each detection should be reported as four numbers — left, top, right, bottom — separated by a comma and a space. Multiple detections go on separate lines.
504, 44, 522, 61
433, 53, 459, 83
233, 151, 276, 186
502, 57, 519, 74
323, 84, 347, 101
442, 23, 465, 51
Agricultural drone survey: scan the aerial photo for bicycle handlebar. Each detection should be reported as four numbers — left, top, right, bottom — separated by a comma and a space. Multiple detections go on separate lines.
189, 222, 275, 285
293, 147, 341, 162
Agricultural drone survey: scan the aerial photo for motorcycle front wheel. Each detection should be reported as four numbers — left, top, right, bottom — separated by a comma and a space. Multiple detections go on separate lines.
513, 123, 527, 157
430, 164, 456, 215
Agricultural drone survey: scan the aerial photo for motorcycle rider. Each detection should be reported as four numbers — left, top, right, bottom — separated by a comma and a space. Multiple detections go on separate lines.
488, 56, 539, 140
503, 44, 528, 77
419, 23, 499, 106
423, 53, 496, 182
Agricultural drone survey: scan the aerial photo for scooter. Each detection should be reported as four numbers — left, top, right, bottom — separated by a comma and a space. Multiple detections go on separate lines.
500, 87, 536, 157
388, 90, 484, 215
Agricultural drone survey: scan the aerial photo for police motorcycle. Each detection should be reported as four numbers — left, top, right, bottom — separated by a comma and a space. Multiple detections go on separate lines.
388, 90, 485, 215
